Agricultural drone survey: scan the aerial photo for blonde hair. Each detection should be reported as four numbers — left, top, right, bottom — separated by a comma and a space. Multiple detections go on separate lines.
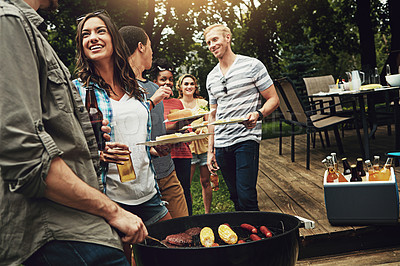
204, 24, 232, 40
176, 74, 202, 99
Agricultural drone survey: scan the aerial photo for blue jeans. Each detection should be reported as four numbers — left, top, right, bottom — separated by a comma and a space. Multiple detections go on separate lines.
215, 140, 260, 211
24, 240, 129, 266
173, 158, 192, 215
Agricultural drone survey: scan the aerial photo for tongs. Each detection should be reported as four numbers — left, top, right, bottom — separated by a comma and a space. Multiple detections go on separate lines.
145, 235, 169, 248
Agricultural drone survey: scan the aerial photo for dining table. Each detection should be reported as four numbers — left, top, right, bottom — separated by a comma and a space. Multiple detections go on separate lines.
309, 86, 400, 160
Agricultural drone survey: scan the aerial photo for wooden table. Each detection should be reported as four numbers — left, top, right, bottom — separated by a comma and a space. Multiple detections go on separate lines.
310, 86, 400, 159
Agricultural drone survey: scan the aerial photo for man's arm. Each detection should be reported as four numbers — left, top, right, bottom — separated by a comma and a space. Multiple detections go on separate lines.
207, 104, 219, 173
243, 84, 280, 129
45, 157, 147, 244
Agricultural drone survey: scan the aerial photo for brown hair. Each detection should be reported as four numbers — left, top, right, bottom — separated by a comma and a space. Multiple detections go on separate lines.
176, 74, 202, 99
74, 11, 143, 100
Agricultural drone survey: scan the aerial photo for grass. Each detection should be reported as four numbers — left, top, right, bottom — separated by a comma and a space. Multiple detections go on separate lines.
191, 121, 302, 215
191, 167, 235, 215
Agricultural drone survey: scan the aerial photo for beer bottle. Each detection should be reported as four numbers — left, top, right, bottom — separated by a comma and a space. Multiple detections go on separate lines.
210, 173, 219, 191
378, 157, 393, 181
341, 157, 352, 181
350, 164, 362, 182
356, 158, 366, 181
85, 86, 105, 150
365, 160, 377, 181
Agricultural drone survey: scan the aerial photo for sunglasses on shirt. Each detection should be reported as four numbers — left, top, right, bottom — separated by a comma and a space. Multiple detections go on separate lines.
221, 77, 227, 94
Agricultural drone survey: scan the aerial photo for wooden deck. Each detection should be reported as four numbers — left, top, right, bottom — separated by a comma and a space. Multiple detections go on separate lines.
257, 125, 400, 259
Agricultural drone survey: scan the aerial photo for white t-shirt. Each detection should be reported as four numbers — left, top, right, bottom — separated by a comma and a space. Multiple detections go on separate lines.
106, 94, 156, 205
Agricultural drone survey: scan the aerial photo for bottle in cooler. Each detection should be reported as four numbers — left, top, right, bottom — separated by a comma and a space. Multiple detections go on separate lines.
325, 156, 338, 183
341, 157, 352, 181
356, 158, 366, 181
350, 164, 362, 182
365, 159, 377, 181
377, 157, 393, 181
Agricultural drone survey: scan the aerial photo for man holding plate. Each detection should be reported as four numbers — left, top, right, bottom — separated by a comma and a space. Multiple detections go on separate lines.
204, 24, 279, 211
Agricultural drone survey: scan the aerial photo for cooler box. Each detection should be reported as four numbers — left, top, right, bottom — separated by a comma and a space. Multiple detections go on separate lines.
324, 168, 399, 225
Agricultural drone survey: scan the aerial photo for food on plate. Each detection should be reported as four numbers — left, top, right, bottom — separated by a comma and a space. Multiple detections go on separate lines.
218, 224, 238, 244
165, 232, 193, 246
185, 227, 202, 237
360, 84, 382, 90
213, 119, 227, 124
167, 109, 193, 120
197, 109, 209, 115
229, 117, 247, 122
249, 234, 262, 241
240, 223, 258, 234
237, 240, 246, 244
156, 133, 182, 141
260, 225, 273, 238
200, 227, 215, 247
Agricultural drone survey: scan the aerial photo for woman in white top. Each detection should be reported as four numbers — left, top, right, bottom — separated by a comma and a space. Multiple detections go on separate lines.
177, 74, 213, 213
73, 10, 172, 262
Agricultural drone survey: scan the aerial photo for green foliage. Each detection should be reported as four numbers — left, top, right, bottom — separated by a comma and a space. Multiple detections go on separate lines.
42, 0, 393, 100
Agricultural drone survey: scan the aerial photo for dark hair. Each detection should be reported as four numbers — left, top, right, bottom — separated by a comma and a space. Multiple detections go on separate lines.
74, 11, 142, 100
119, 26, 148, 56
148, 58, 174, 81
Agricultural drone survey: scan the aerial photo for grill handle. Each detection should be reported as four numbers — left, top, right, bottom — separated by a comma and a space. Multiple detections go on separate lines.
295, 216, 315, 229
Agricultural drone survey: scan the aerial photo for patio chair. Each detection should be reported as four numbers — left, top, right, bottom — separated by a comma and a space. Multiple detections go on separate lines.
275, 77, 363, 169
303, 75, 354, 139
275, 81, 328, 163
303, 75, 344, 112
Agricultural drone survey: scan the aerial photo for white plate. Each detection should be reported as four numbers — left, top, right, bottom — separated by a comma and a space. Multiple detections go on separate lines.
210, 117, 248, 126
164, 112, 209, 123
137, 133, 213, 146
180, 123, 209, 131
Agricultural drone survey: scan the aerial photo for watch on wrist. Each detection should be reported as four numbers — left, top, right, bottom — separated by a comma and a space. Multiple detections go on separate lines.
256, 110, 264, 121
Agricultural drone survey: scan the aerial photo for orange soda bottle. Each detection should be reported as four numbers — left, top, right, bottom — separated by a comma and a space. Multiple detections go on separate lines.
373, 155, 380, 173
326, 156, 338, 183
365, 159, 378, 181
377, 157, 393, 181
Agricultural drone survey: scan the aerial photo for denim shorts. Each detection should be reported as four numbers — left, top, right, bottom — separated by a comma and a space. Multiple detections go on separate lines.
191, 152, 208, 166
118, 193, 168, 226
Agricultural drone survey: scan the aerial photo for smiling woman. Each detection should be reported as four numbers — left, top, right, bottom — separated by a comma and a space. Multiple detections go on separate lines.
177, 73, 213, 214
72, 10, 172, 263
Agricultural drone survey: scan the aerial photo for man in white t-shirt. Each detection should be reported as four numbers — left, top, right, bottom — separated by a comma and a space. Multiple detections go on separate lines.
204, 24, 279, 211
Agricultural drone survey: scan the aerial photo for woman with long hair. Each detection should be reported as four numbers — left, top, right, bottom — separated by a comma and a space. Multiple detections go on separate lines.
73, 10, 171, 262
177, 74, 213, 214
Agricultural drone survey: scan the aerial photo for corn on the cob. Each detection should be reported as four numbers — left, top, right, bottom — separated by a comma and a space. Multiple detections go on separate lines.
218, 224, 238, 244
200, 227, 215, 247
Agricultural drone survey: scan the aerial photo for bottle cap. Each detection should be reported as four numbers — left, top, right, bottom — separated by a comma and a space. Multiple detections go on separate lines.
365, 160, 371, 164
357, 158, 363, 161
351, 164, 356, 168
341, 157, 347, 161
